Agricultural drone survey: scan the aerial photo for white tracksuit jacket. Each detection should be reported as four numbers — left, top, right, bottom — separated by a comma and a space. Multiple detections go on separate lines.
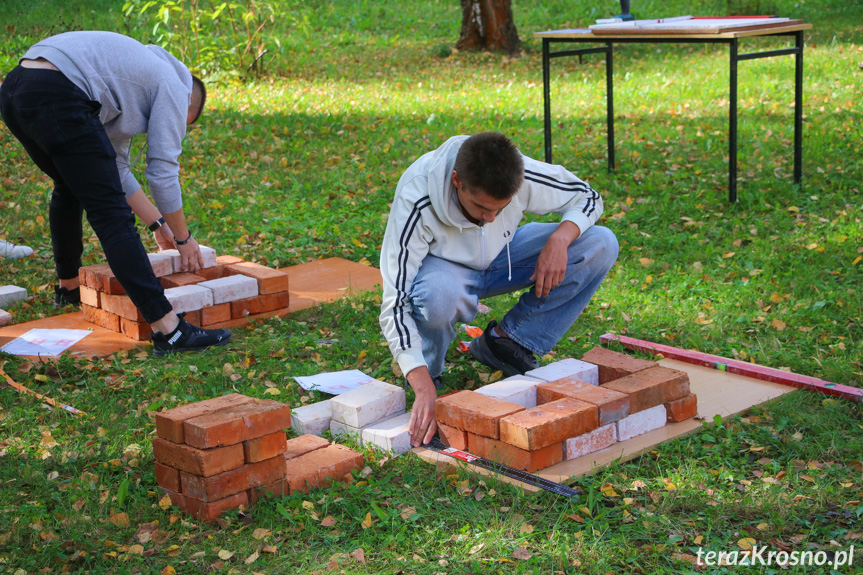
379, 135, 604, 377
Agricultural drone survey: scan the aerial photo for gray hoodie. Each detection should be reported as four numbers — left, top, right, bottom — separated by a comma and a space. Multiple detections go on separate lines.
24, 31, 192, 214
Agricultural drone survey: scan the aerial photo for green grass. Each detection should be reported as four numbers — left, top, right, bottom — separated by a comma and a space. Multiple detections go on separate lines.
1, 0, 862, 573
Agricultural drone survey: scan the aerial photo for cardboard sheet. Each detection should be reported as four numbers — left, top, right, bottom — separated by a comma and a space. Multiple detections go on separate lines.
413, 358, 795, 490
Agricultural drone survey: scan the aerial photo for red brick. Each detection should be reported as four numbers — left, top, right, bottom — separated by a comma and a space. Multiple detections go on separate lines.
499, 398, 598, 451
197, 265, 232, 281
248, 477, 290, 505
79, 285, 100, 308
152, 437, 245, 477
154, 462, 180, 492
216, 255, 245, 266
244, 431, 287, 463
183, 399, 293, 449
434, 391, 524, 439
227, 262, 290, 295
82, 304, 120, 332
536, 377, 594, 404
200, 303, 232, 326
602, 366, 690, 413
467, 434, 563, 473
155, 393, 257, 444
80, 263, 125, 294
181, 455, 286, 501
161, 488, 248, 522
581, 346, 658, 384
665, 394, 698, 422
564, 386, 630, 426
160, 272, 205, 289
284, 434, 330, 460
120, 318, 151, 341
101, 292, 145, 322
285, 444, 363, 493
437, 422, 468, 451
231, 291, 290, 319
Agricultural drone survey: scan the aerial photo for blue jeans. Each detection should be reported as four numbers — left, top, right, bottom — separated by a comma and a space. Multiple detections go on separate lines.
409, 223, 619, 378
0, 66, 172, 323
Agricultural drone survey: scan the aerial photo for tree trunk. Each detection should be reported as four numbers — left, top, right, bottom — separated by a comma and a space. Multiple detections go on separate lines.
457, 0, 521, 55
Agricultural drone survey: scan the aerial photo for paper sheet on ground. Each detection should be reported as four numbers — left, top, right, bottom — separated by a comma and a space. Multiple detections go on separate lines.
0, 328, 91, 356
294, 369, 380, 395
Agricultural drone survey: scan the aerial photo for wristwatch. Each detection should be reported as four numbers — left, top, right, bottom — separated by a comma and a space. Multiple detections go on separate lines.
148, 216, 166, 232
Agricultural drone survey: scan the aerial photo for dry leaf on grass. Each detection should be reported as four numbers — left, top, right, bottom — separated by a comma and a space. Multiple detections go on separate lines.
512, 547, 532, 560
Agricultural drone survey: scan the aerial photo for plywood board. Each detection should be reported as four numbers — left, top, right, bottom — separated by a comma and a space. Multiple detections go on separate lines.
0, 258, 381, 358
536, 359, 794, 484
535, 22, 810, 40
412, 359, 794, 491
280, 257, 381, 304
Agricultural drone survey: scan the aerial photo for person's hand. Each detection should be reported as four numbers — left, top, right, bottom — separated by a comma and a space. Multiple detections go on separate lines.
154, 223, 176, 251
176, 236, 204, 272
406, 367, 438, 447
530, 236, 569, 298
530, 222, 581, 297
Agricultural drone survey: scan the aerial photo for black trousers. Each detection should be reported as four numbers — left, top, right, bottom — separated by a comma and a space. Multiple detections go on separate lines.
0, 65, 172, 324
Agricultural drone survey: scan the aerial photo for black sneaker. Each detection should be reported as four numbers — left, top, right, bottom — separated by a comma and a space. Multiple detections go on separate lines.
54, 286, 81, 307
469, 320, 539, 377
151, 313, 231, 357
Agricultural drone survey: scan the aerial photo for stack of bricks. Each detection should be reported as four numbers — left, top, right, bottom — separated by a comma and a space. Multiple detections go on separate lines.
435, 346, 699, 472
291, 380, 414, 455
78, 248, 291, 340
153, 394, 364, 521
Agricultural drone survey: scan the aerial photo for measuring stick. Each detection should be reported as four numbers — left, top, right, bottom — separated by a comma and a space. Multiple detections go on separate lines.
600, 333, 862, 403
0, 366, 86, 415
425, 436, 581, 498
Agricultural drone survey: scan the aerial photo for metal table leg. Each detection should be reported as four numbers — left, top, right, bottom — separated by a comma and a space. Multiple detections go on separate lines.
543, 38, 553, 164
794, 30, 803, 184
729, 39, 739, 203
606, 42, 615, 173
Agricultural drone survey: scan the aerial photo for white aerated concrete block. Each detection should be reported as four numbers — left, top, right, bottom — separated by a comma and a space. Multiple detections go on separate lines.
526, 358, 599, 385
147, 253, 174, 277
616, 404, 667, 441
198, 275, 258, 304
158, 249, 182, 273
565, 423, 617, 460
330, 380, 406, 428
0, 309, 12, 327
198, 245, 217, 268
476, 375, 543, 408
291, 400, 333, 436
329, 420, 365, 442
164, 284, 214, 314
361, 412, 413, 455
0, 285, 28, 308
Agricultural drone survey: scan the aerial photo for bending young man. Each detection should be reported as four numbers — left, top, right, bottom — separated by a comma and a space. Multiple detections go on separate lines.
379, 133, 619, 447
0, 31, 230, 355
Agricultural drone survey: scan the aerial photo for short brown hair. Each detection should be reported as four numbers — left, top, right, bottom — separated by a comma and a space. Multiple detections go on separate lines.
189, 75, 207, 124
453, 132, 524, 200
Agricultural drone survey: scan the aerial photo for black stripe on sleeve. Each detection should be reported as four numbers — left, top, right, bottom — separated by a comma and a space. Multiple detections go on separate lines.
393, 196, 432, 350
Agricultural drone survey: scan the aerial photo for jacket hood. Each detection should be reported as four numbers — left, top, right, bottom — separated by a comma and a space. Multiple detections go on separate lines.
426, 135, 471, 229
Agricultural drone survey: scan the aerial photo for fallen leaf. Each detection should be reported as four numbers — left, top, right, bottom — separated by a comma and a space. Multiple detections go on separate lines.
252, 528, 271, 540
738, 538, 757, 551
361, 512, 374, 529
520, 524, 534, 535
350, 548, 366, 564
108, 512, 129, 527
469, 543, 485, 555
244, 551, 259, 565
161, 567, 176, 575
771, 318, 786, 331
320, 516, 337, 527
158, 494, 173, 510
218, 549, 235, 560
512, 547, 532, 560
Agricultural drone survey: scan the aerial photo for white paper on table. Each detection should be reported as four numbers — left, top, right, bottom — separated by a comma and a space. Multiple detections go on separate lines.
294, 369, 380, 395
0, 329, 91, 357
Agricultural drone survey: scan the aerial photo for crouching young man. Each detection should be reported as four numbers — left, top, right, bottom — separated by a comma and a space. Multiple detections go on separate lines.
379, 132, 619, 447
